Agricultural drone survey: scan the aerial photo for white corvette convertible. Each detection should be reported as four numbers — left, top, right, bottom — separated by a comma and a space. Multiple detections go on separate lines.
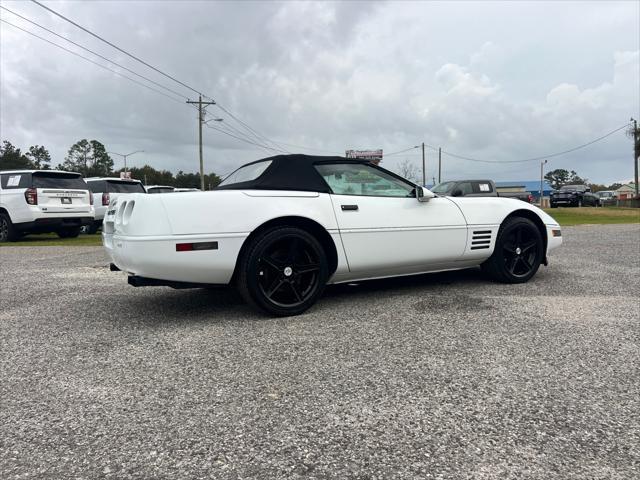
103, 155, 562, 316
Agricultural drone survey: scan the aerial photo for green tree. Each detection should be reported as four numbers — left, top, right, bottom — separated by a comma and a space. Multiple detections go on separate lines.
545, 168, 587, 189
0, 141, 32, 170
204, 172, 221, 189
58, 139, 113, 177
25, 145, 51, 170
544, 169, 569, 190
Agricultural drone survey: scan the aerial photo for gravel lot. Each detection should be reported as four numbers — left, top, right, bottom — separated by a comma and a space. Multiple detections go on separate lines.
1, 224, 639, 479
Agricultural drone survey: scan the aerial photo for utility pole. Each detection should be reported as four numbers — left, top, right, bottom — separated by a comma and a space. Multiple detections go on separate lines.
540, 159, 548, 208
438, 147, 442, 183
421, 142, 426, 185
632, 117, 639, 197
187, 95, 216, 190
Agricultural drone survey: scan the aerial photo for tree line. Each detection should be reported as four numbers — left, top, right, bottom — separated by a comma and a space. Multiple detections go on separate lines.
0, 139, 221, 189
543, 168, 625, 192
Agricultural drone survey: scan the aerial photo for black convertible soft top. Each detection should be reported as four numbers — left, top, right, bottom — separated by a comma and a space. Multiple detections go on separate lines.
216, 154, 370, 193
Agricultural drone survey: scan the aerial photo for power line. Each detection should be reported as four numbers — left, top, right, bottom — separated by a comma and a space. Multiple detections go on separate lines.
0, 19, 187, 105
385, 146, 420, 157
0, 5, 188, 100
213, 103, 291, 153
31, 0, 203, 96
204, 122, 286, 154
27, 0, 327, 157
427, 124, 631, 164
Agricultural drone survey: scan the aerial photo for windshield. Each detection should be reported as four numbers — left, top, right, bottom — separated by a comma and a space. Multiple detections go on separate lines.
219, 160, 272, 186
431, 181, 456, 194
107, 181, 145, 193
560, 185, 584, 191
32, 172, 87, 189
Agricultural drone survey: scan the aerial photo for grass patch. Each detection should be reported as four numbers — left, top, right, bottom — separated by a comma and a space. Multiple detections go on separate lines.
0, 233, 103, 247
544, 206, 640, 226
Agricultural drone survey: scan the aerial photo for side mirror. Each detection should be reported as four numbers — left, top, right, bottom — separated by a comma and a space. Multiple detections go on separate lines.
416, 186, 436, 202
451, 188, 463, 197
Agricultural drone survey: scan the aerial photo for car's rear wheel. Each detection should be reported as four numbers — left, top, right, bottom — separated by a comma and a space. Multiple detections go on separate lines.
86, 222, 100, 234
0, 213, 18, 242
236, 227, 329, 316
57, 227, 81, 239
482, 217, 544, 283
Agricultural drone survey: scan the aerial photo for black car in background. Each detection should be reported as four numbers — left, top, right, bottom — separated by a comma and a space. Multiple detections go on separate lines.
550, 185, 600, 208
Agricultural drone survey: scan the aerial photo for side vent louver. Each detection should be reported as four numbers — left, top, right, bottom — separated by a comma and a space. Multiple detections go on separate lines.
471, 230, 492, 250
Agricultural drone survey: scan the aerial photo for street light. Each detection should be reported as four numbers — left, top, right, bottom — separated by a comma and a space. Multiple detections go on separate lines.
108, 150, 144, 173
540, 159, 548, 207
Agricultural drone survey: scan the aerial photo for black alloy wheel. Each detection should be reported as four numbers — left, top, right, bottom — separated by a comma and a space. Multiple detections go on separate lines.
237, 227, 329, 316
482, 217, 544, 283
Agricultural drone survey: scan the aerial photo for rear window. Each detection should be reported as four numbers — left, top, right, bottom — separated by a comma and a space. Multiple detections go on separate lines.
147, 187, 174, 194
106, 181, 145, 193
87, 180, 107, 193
219, 160, 272, 187
32, 172, 87, 189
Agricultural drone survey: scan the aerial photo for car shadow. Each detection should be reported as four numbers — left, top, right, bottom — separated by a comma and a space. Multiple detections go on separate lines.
113, 267, 487, 324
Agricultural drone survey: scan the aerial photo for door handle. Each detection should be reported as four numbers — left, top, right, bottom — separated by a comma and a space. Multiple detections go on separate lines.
341, 204, 358, 211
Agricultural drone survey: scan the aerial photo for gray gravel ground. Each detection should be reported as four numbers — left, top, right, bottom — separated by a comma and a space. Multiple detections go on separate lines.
1, 224, 639, 479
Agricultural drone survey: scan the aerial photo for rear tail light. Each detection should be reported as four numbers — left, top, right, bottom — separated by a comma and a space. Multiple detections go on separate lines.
528, 194, 534, 203
89, 192, 94, 206
176, 241, 218, 252
24, 188, 38, 205
102, 192, 110, 206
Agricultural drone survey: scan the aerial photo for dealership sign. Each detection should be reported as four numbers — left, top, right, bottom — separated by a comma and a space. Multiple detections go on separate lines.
345, 149, 383, 164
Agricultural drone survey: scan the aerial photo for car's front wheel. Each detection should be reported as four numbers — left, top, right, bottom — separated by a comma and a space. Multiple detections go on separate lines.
236, 227, 329, 316
482, 217, 544, 283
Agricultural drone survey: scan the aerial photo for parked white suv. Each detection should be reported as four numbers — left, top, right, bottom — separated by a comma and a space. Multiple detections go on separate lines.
0, 170, 94, 242
85, 177, 146, 233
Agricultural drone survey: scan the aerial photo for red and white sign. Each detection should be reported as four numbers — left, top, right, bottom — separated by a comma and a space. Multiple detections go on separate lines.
120, 171, 132, 180
345, 149, 383, 165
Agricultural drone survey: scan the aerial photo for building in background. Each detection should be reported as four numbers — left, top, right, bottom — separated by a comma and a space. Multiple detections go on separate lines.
615, 183, 637, 200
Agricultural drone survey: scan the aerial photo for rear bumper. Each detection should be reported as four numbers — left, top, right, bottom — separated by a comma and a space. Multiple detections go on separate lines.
102, 232, 247, 285
14, 216, 94, 233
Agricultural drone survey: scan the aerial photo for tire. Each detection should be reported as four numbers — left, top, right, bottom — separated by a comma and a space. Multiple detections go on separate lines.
0, 213, 18, 242
236, 226, 329, 316
577, 199, 583, 207
550, 203, 557, 208
56, 227, 81, 239
481, 216, 544, 284
86, 222, 100, 234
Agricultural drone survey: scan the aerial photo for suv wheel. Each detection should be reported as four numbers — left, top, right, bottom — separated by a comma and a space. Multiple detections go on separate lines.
57, 227, 81, 239
0, 213, 18, 242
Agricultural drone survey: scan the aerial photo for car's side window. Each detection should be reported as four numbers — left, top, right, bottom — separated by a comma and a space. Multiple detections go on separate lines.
0, 173, 32, 189
458, 182, 473, 195
315, 163, 414, 197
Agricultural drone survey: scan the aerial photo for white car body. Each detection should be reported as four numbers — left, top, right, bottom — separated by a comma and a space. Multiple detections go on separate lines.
104, 190, 561, 283
103, 155, 562, 315
0, 169, 94, 240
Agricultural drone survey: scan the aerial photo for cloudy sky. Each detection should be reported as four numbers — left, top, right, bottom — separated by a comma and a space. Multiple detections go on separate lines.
1, 0, 638, 184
